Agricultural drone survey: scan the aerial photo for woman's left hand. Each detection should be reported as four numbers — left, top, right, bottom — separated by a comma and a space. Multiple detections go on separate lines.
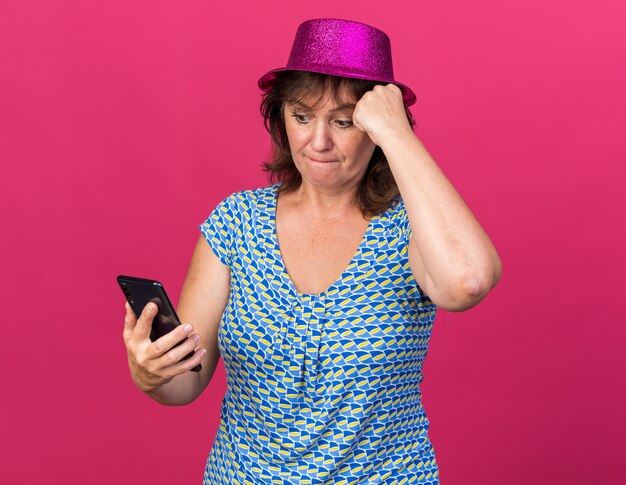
353, 84, 413, 147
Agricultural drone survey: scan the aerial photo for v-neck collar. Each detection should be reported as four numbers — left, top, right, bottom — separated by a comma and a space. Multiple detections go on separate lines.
265, 184, 380, 299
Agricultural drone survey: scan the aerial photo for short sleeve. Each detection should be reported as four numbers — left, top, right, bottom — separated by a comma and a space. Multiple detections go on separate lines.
391, 197, 413, 245
199, 195, 236, 268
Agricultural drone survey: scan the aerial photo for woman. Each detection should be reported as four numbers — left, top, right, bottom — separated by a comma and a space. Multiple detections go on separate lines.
123, 19, 502, 484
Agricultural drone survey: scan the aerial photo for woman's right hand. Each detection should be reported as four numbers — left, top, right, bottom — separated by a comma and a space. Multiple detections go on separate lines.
122, 301, 206, 393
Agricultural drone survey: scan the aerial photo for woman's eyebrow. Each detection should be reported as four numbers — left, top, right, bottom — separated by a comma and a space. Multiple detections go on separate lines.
284, 101, 312, 112
289, 101, 356, 112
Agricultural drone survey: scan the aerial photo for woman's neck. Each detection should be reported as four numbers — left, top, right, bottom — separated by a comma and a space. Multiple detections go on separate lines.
279, 181, 365, 221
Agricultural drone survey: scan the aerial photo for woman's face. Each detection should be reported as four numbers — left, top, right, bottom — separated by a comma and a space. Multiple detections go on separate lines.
283, 90, 376, 192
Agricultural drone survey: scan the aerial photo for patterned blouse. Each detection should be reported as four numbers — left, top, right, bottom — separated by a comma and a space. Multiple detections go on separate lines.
200, 184, 439, 484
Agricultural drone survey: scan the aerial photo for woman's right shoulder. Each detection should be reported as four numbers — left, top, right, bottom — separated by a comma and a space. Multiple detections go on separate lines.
211, 184, 278, 214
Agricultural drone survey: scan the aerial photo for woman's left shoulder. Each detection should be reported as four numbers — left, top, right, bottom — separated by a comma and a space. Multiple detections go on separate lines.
378, 196, 409, 226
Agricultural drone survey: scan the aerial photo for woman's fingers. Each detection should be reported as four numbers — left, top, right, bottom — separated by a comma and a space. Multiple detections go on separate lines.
164, 346, 207, 376
150, 323, 195, 358
155, 333, 203, 367
137, 334, 204, 387
353, 84, 411, 146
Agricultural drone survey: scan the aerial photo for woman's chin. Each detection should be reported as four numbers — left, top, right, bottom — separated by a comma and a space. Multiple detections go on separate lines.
299, 173, 361, 192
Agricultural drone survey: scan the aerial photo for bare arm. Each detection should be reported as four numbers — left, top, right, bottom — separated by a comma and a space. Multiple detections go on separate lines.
176, 236, 230, 395
354, 84, 502, 311
122, 236, 230, 405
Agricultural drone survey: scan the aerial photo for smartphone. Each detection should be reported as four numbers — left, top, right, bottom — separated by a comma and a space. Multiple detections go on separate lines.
117, 275, 201, 372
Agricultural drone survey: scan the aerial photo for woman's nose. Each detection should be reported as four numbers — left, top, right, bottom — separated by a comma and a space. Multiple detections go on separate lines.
309, 122, 333, 151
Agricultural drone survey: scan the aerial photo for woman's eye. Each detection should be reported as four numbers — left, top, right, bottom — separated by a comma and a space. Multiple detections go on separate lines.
336, 119, 354, 128
292, 113, 309, 124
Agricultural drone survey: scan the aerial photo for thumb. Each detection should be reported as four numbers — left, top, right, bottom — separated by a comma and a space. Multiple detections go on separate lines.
123, 301, 138, 342
352, 101, 370, 134
352, 116, 366, 133
134, 301, 156, 340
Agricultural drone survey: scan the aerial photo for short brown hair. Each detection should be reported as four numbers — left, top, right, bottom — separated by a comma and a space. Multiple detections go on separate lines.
260, 71, 415, 217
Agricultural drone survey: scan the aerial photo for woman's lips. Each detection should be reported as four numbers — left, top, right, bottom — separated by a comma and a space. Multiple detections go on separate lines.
309, 157, 337, 163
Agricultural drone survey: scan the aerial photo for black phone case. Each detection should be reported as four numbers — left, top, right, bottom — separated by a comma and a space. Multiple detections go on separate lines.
117, 275, 201, 372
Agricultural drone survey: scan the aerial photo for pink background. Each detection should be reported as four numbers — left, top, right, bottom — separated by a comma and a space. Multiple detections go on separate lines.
1, 1, 624, 483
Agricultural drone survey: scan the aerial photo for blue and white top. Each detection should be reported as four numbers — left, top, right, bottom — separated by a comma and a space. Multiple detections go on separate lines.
200, 184, 439, 484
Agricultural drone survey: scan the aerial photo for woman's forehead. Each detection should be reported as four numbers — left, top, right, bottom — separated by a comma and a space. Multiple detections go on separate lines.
286, 85, 359, 111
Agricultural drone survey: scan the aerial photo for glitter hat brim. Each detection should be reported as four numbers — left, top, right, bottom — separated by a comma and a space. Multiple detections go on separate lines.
257, 19, 417, 106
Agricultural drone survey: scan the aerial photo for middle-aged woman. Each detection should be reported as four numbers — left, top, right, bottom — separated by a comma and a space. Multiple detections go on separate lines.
123, 18, 502, 484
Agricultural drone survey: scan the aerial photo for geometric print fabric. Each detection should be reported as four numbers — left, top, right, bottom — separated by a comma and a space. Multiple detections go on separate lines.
200, 184, 439, 484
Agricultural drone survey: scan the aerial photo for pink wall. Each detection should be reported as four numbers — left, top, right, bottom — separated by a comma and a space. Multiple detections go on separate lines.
1, 1, 624, 483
